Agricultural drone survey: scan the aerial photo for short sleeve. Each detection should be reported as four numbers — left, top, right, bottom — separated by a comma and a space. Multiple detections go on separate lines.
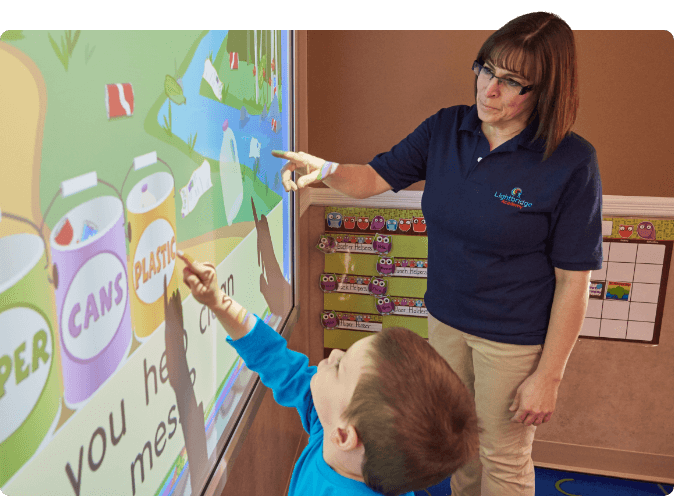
368, 114, 435, 193
549, 147, 603, 271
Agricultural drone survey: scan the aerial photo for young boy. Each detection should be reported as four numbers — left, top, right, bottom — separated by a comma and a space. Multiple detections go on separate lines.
176, 251, 479, 496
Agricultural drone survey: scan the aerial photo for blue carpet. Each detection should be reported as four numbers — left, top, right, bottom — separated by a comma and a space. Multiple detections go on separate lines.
414, 467, 673, 495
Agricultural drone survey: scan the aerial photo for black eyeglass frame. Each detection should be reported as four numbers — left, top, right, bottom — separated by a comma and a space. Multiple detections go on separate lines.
472, 60, 534, 96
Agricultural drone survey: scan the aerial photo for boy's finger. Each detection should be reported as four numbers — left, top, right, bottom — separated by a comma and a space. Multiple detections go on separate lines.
183, 269, 202, 290
177, 251, 213, 280
176, 250, 194, 266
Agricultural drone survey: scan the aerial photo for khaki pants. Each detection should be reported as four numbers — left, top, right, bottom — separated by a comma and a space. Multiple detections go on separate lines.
427, 315, 544, 496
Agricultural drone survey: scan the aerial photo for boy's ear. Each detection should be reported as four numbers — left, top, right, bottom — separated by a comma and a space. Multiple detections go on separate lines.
331, 424, 362, 451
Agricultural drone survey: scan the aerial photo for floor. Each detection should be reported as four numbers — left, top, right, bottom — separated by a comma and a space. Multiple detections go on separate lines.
414, 467, 674, 496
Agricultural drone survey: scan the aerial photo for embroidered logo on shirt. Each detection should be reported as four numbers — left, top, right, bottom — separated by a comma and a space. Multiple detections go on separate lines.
494, 187, 533, 209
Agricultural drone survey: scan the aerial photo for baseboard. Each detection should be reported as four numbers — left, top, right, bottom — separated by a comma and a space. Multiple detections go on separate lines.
532, 439, 674, 485
300, 187, 674, 218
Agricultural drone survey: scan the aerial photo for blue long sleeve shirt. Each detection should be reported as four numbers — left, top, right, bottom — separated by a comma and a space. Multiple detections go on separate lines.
226, 317, 414, 496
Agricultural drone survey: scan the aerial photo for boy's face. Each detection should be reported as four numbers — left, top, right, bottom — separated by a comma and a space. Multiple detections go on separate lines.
310, 335, 376, 431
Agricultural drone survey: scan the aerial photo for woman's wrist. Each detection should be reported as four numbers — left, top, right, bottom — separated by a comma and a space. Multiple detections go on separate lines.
315, 161, 339, 181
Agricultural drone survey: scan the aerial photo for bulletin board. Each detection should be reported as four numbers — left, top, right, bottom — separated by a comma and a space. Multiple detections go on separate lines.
0, 30, 294, 496
320, 207, 429, 357
319, 208, 672, 357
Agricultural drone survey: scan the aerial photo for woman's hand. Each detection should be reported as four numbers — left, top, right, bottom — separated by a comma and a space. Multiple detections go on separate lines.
272, 150, 336, 191
177, 251, 222, 309
509, 370, 561, 426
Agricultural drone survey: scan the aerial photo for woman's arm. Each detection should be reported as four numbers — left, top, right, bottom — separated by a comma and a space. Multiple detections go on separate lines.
509, 267, 591, 425
273, 150, 392, 199
536, 267, 592, 381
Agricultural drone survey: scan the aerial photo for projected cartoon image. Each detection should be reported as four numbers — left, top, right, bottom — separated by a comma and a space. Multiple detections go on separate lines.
1, 30, 292, 496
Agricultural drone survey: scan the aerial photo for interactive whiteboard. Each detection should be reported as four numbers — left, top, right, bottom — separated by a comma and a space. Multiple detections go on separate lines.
0, 30, 295, 496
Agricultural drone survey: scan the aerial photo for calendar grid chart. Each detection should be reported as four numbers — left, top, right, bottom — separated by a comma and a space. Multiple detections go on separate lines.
582, 237, 672, 345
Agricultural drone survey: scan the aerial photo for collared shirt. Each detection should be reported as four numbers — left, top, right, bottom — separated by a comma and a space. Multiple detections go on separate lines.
369, 104, 603, 345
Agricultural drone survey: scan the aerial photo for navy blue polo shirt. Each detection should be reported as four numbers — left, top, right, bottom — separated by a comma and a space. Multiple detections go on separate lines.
369, 105, 603, 345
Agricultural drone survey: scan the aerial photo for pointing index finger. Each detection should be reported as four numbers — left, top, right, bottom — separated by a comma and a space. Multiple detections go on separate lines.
271, 149, 291, 160
177, 250, 195, 267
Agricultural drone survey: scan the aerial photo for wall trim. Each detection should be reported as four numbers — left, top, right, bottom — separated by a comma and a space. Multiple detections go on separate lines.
532, 439, 674, 485
300, 188, 674, 218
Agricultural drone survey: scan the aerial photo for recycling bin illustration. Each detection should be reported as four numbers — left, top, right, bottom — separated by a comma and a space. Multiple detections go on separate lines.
0, 219, 62, 486
123, 152, 179, 340
46, 172, 132, 408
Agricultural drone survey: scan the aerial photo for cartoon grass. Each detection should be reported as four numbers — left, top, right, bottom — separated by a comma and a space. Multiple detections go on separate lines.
188, 132, 198, 154
0, 30, 24, 41
162, 74, 187, 136
47, 30, 80, 71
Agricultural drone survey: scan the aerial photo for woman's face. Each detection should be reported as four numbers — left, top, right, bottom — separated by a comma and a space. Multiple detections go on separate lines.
476, 60, 536, 130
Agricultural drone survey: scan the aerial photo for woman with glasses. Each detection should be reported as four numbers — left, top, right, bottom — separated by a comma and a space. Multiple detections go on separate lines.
274, 12, 602, 496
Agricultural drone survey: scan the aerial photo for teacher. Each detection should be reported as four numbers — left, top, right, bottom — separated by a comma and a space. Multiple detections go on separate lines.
274, 12, 602, 496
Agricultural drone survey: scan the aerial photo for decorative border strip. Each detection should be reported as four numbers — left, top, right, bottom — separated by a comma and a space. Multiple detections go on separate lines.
300, 188, 674, 218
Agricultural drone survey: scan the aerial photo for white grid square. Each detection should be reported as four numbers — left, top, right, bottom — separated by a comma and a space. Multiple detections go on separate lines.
581, 318, 601, 337
602, 220, 613, 236
591, 261, 608, 280
607, 242, 637, 263
602, 300, 630, 320
602, 241, 610, 259
628, 302, 658, 322
631, 283, 660, 303
626, 321, 655, 341
606, 262, 635, 282
586, 299, 604, 318
600, 319, 627, 339
633, 263, 663, 284
636, 244, 666, 264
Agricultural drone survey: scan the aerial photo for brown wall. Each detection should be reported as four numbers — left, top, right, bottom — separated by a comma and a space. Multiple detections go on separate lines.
305, 30, 674, 197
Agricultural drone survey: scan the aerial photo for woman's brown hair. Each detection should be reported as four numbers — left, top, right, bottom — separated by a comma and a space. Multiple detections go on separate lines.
341, 327, 480, 496
475, 12, 579, 160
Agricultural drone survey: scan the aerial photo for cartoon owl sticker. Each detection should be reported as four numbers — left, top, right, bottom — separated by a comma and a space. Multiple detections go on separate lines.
316, 235, 337, 253
327, 212, 343, 229
373, 234, 392, 254
321, 311, 339, 329
386, 219, 398, 231
618, 224, 634, 238
368, 277, 388, 295
375, 296, 395, 315
343, 216, 356, 229
376, 256, 395, 275
399, 218, 412, 232
371, 215, 385, 231
637, 221, 656, 240
412, 217, 427, 233
357, 216, 370, 230
320, 273, 337, 292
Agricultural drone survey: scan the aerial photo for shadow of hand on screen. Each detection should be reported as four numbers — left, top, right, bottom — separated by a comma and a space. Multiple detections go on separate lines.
163, 275, 209, 494
252, 197, 291, 323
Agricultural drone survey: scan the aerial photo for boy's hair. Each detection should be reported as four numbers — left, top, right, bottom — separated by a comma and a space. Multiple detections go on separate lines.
341, 327, 480, 496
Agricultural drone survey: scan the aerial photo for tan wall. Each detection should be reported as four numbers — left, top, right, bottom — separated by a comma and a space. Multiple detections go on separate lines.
301, 31, 674, 482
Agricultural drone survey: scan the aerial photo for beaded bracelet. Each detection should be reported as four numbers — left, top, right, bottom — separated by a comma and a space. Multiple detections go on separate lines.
315, 161, 339, 182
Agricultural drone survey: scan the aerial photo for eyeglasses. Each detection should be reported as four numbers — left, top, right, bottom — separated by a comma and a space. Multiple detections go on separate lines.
472, 60, 534, 96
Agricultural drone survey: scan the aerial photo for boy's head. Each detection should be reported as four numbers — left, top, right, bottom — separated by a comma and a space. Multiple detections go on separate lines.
310, 327, 480, 496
